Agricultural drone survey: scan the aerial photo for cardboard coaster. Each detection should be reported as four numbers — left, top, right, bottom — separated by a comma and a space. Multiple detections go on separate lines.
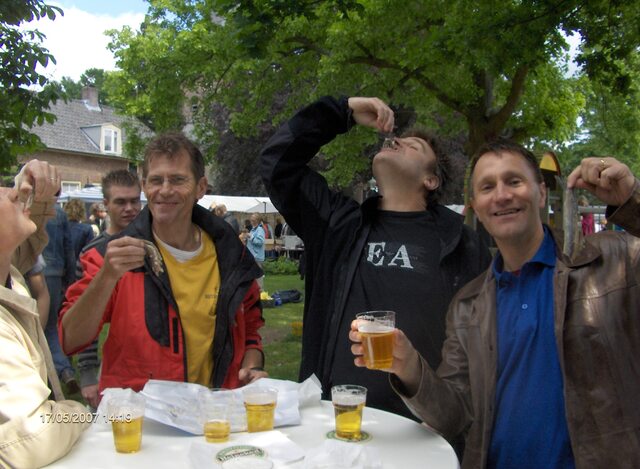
326, 430, 372, 443
215, 445, 267, 463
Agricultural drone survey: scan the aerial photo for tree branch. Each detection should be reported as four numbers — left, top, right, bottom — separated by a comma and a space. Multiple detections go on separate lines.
348, 41, 466, 113
491, 65, 529, 129
282, 35, 327, 56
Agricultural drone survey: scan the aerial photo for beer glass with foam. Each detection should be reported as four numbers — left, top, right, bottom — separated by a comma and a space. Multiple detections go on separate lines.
331, 385, 367, 440
107, 394, 145, 453
356, 310, 396, 369
242, 387, 278, 432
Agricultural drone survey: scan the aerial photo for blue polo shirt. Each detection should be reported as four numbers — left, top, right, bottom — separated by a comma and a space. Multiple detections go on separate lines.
487, 227, 575, 469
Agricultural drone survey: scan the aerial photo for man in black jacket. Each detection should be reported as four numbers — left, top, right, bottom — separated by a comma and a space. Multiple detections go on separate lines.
260, 96, 492, 421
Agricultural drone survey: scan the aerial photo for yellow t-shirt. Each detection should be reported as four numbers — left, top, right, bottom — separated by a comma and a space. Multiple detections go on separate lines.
156, 230, 220, 385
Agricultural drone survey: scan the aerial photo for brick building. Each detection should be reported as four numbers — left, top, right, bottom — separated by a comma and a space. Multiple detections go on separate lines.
20, 86, 148, 192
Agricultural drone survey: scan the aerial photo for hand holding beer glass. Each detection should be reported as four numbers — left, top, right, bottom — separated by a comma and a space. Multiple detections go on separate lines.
331, 385, 367, 441
243, 386, 278, 432
107, 394, 145, 453
355, 311, 395, 369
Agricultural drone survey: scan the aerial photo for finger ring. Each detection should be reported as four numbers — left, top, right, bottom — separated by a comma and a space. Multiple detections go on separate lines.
600, 158, 606, 170
50, 177, 56, 181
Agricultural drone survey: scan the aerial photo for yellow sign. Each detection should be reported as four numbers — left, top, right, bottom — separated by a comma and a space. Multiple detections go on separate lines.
540, 152, 560, 173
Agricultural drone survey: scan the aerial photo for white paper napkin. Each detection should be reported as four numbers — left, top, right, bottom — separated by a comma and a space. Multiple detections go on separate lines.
188, 430, 306, 468
98, 376, 323, 435
140, 380, 205, 434
303, 440, 382, 469
93, 388, 141, 430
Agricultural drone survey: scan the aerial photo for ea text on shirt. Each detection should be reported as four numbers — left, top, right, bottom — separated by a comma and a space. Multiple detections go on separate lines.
366, 242, 414, 269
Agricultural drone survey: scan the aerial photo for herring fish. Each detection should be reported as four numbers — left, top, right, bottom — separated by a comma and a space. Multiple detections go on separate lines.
557, 176, 583, 258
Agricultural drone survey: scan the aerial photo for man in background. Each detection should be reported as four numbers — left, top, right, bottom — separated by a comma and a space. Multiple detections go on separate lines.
215, 203, 240, 234
43, 204, 77, 391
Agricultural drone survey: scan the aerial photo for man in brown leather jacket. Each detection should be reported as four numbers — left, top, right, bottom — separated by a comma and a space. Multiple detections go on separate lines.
350, 139, 640, 469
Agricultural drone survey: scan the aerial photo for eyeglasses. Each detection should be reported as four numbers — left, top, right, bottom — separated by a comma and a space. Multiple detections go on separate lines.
145, 175, 192, 188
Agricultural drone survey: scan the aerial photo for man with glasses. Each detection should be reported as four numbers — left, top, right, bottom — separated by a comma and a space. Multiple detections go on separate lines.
60, 133, 267, 397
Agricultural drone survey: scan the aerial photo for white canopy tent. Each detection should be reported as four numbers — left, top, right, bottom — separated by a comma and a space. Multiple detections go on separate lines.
58, 189, 277, 214
197, 195, 278, 214
245, 199, 279, 214
59, 186, 148, 204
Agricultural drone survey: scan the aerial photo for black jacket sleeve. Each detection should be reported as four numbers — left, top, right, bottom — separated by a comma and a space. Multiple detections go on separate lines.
259, 96, 356, 244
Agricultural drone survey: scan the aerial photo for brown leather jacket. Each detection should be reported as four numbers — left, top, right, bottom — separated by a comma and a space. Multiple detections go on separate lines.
396, 181, 640, 468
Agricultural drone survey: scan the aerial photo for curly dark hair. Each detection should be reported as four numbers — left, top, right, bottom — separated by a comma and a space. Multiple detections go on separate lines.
400, 127, 451, 205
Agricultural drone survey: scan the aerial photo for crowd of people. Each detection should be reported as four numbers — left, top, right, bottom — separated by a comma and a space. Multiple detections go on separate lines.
1, 95, 639, 468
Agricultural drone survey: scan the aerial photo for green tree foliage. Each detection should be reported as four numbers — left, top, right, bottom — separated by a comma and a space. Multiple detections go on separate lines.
561, 53, 640, 178
0, 0, 62, 169
105, 0, 640, 190
45, 68, 114, 105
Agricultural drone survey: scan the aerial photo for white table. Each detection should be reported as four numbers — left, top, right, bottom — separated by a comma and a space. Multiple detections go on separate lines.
48, 401, 459, 468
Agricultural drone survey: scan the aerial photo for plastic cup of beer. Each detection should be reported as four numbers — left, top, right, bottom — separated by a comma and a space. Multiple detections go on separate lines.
242, 386, 278, 433
331, 385, 367, 441
107, 394, 145, 453
199, 389, 232, 443
356, 310, 396, 370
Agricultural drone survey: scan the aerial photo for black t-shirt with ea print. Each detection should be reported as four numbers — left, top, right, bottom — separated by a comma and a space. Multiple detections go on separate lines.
330, 209, 449, 420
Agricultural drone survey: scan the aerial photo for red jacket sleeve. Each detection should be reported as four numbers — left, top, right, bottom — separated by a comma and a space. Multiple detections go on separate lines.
241, 280, 265, 352
58, 247, 113, 355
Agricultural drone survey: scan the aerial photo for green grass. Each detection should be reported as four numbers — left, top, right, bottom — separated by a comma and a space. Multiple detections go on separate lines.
262, 273, 304, 382
63, 273, 305, 402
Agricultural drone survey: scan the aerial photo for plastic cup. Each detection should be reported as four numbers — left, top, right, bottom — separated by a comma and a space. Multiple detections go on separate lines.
242, 387, 278, 432
356, 310, 396, 369
107, 394, 145, 453
198, 388, 233, 443
331, 385, 367, 441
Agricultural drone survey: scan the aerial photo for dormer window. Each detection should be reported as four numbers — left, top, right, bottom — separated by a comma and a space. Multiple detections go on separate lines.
101, 125, 121, 155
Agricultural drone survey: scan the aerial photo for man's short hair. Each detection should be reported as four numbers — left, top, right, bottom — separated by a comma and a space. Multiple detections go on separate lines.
142, 132, 205, 181
469, 138, 543, 197
101, 169, 140, 201
400, 127, 450, 205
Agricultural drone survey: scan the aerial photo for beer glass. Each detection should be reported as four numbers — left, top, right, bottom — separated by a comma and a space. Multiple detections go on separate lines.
198, 389, 232, 443
356, 310, 396, 369
242, 386, 278, 433
331, 385, 367, 440
107, 394, 145, 453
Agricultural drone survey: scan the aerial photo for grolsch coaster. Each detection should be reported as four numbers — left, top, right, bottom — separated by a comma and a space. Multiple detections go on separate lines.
326, 430, 372, 442
215, 445, 267, 463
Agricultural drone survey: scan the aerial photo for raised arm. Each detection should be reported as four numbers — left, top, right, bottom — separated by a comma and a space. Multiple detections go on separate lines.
568, 156, 639, 236
260, 96, 394, 241
12, 160, 60, 274
59, 236, 146, 353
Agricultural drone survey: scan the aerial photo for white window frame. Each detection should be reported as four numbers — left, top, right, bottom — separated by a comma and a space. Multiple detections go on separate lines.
61, 181, 81, 193
101, 125, 121, 155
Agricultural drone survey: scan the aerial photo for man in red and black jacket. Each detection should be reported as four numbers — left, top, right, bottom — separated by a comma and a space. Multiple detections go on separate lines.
60, 132, 266, 397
